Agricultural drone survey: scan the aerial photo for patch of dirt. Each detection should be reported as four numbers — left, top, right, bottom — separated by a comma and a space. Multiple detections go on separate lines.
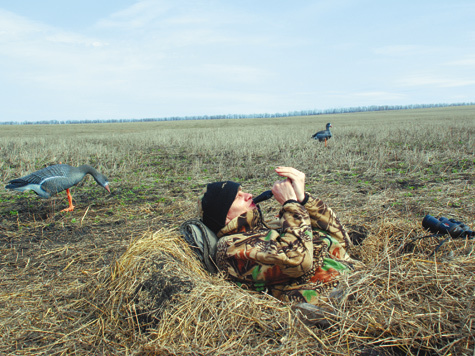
133, 260, 194, 328
347, 224, 370, 246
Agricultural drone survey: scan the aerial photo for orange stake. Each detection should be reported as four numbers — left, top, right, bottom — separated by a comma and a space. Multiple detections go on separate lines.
60, 188, 75, 212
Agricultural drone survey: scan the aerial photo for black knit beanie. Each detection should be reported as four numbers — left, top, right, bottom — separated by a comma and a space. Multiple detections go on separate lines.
201, 181, 241, 234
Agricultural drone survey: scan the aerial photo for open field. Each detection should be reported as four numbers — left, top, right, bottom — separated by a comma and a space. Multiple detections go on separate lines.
0, 106, 474, 355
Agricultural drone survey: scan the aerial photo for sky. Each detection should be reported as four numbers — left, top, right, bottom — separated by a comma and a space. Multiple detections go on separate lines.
0, 0, 474, 123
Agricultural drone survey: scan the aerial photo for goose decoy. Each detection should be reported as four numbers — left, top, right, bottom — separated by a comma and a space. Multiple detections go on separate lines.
311, 123, 332, 146
5, 164, 110, 212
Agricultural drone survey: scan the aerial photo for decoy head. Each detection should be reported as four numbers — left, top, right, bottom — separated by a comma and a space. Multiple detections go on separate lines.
94, 173, 111, 193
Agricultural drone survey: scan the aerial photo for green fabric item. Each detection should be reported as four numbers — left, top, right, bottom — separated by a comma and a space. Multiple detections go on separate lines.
322, 257, 349, 271
301, 289, 318, 303
180, 219, 219, 274
252, 265, 262, 281
265, 231, 273, 241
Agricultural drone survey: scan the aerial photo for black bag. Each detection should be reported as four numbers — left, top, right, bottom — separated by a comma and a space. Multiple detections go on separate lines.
180, 219, 219, 274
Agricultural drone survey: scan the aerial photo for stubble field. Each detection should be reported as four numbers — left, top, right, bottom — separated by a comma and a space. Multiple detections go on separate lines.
0, 106, 474, 355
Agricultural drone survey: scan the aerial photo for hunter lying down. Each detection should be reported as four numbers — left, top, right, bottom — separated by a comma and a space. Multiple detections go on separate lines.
186, 166, 359, 327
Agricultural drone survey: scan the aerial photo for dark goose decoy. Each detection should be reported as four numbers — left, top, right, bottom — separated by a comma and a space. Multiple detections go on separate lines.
311, 123, 332, 146
5, 164, 110, 212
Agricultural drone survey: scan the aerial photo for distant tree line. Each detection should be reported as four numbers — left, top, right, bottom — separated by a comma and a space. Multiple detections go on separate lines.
1, 102, 474, 125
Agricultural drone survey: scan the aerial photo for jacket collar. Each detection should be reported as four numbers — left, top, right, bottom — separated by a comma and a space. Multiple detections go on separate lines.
217, 208, 263, 237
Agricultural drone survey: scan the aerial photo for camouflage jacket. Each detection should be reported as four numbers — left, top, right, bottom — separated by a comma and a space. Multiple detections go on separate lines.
215, 193, 354, 304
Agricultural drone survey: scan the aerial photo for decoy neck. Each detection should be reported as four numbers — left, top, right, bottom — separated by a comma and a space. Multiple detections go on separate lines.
78, 165, 111, 193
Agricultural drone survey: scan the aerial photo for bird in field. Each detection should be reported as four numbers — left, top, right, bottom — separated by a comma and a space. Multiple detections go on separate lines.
311, 123, 332, 147
5, 164, 110, 212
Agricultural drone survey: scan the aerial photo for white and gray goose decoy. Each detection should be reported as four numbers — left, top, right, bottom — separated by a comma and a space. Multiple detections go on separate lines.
5, 164, 110, 212
311, 123, 333, 146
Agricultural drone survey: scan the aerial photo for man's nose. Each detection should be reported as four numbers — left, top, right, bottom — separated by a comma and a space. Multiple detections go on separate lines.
245, 193, 253, 200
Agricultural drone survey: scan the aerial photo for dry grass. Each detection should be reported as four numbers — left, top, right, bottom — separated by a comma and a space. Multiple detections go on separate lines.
0, 106, 474, 355
83, 224, 474, 355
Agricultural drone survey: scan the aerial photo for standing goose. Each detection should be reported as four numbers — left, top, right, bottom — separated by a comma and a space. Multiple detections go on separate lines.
311, 123, 332, 146
5, 164, 110, 212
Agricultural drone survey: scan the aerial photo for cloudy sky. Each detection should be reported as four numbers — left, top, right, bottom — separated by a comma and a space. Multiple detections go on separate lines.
0, 0, 474, 122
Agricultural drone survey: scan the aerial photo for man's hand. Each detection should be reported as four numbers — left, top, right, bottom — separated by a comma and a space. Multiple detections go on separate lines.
272, 179, 298, 205
274, 167, 306, 203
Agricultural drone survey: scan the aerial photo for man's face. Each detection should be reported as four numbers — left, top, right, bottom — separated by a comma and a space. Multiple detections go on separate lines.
226, 188, 256, 224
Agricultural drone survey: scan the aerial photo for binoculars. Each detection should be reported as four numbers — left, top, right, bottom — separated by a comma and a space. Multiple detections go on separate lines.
422, 215, 474, 239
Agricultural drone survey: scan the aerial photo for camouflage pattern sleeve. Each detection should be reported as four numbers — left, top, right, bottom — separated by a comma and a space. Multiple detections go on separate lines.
303, 194, 352, 252
277, 201, 314, 269
215, 203, 314, 288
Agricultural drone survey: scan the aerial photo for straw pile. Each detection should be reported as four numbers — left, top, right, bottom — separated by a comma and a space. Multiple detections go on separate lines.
87, 218, 474, 355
